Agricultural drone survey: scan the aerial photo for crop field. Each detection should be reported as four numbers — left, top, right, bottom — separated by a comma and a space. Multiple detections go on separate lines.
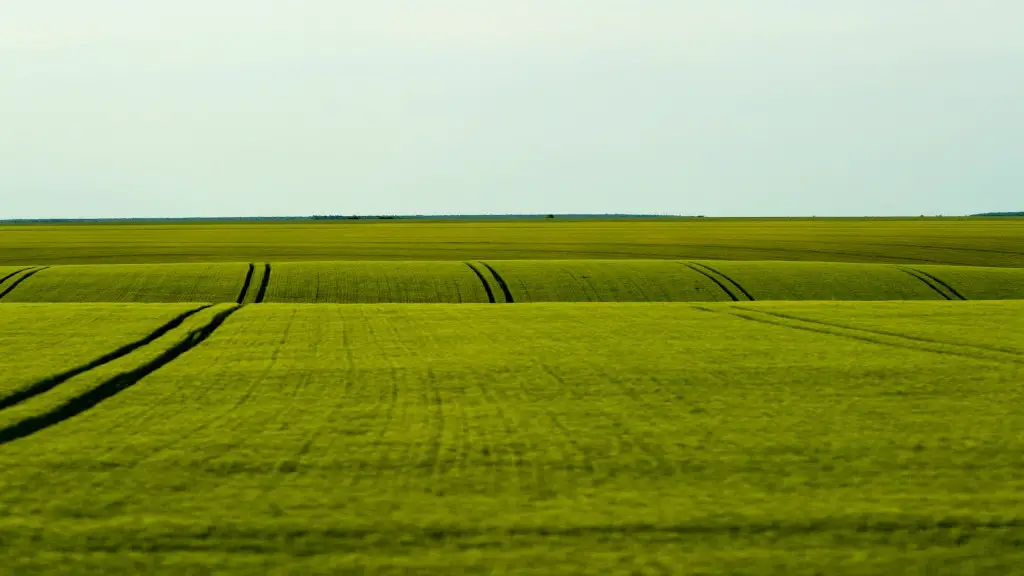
0, 302, 1023, 573
2, 219, 1024, 573
2, 259, 1024, 305
2, 218, 1024, 266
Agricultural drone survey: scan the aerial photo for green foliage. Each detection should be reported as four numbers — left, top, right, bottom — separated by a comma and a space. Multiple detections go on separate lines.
1, 302, 1024, 572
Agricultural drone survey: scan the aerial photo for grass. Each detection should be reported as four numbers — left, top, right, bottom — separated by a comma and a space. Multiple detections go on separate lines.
0, 263, 251, 303
917, 265, 1024, 300
1, 301, 1024, 573
264, 261, 492, 303
2, 218, 1024, 266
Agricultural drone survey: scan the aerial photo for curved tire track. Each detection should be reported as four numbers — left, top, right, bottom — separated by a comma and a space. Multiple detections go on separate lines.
0, 267, 49, 301
0, 306, 240, 446
481, 262, 514, 303
464, 263, 496, 303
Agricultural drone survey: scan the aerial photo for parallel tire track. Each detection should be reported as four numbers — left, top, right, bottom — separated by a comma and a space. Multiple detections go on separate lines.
726, 308, 1023, 365
690, 262, 755, 301
905, 267, 968, 301
464, 263, 496, 303
0, 267, 49, 301
0, 306, 240, 446
254, 264, 272, 303
683, 263, 739, 302
743, 308, 1022, 359
898, 267, 955, 300
481, 262, 515, 303
0, 305, 213, 411
236, 263, 256, 304
0, 267, 33, 288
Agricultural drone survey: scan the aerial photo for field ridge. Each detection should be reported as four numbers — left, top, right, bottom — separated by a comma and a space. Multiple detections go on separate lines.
464, 263, 496, 303
0, 267, 49, 301
0, 305, 240, 446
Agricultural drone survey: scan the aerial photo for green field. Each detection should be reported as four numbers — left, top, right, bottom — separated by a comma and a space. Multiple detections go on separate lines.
2, 259, 1024, 304
1, 302, 1024, 573
2, 219, 1024, 573
2, 218, 1024, 266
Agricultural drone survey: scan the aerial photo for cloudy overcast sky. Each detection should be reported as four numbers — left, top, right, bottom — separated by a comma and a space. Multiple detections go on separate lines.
2, 1, 1022, 218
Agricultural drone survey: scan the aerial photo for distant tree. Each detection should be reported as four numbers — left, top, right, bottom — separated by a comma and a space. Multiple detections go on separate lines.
545, 214, 555, 219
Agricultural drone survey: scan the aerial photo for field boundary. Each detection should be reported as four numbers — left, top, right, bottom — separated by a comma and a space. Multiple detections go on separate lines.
0, 267, 49, 301
481, 263, 515, 303
236, 263, 256, 304
0, 305, 240, 446
686, 262, 756, 301
0, 305, 212, 412
464, 263, 496, 303
254, 264, 271, 303
904, 267, 968, 301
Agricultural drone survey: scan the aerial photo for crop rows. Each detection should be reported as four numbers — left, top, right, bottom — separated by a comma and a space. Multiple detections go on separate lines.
2, 260, 1024, 304
1, 302, 1024, 572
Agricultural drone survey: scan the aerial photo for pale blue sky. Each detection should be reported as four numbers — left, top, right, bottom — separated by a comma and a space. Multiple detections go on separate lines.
2, 1, 1022, 218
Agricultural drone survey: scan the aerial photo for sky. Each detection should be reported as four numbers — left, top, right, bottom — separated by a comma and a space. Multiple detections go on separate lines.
2, 1, 1022, 218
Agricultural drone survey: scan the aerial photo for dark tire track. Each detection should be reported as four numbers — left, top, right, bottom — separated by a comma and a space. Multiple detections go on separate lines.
898, 267, 954, 300
725, 308, 1020, 365
481, 262, 514, 303
691, 262, 755, 301
683, 263, 738, 302
464, 263, 496, 303
0, 267, 33, 288
254, 263, 271, 303
743, 308, 1023, 360
0, 306, 240, 446
0, 267, 49, 301
236, 263, 256, 304
0, 305, 213, 412
905, 267, 967, 300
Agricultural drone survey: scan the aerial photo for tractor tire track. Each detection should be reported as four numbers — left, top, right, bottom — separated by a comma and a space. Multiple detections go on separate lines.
904, 267, 968, 301
0, 267, 33, 289
683, 263, 739, 302
724, 308, 1021, 365
690, 262, 755, 301
0, 267, 49, 301
0, 305, 213, 412
0, 305, 240, 446
481, 262, 514, 303
740, 308, 1024, 361
254, 263, 272, 303
236, 263, 256, 304
898, 267, 954, 300
464, 263, 496, 303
